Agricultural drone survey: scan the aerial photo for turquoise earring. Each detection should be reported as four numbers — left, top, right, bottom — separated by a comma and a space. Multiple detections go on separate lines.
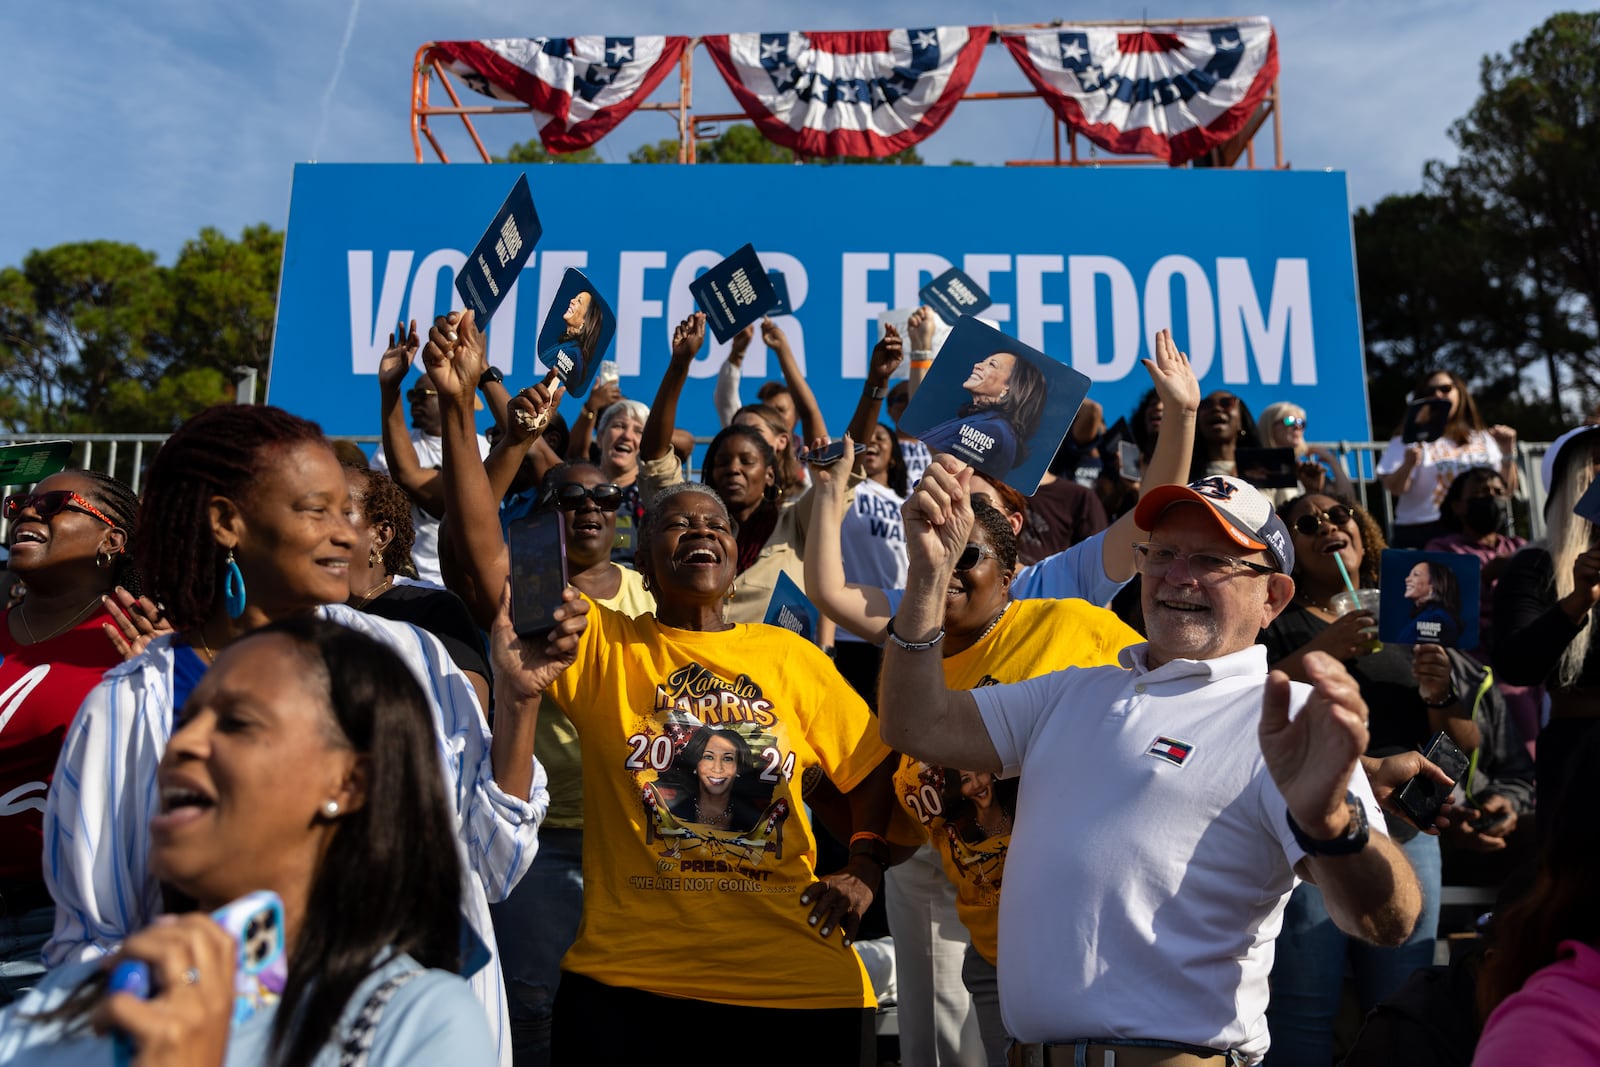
223, 550, 247, 619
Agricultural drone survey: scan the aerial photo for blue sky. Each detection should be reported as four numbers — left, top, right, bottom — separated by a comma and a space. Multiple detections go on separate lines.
0, 1, 1571, 269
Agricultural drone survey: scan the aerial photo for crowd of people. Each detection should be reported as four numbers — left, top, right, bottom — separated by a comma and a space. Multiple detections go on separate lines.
0, 311, 1594, 1067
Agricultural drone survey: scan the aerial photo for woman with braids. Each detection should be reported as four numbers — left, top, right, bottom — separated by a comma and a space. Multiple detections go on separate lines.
424, 309, 894, 1065
342, 465, 490, 710
638, 312, 813, 623
0, 469, 140, 1003
0, 620, 498, 1066
39, 402, 580, 1067
806, 447, 1142, 1067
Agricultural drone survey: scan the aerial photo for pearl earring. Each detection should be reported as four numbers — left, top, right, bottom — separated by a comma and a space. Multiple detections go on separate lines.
323, 800, 340, 817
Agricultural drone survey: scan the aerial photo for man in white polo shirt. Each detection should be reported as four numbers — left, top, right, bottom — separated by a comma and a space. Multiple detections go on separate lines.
878, 460, 1422, 1066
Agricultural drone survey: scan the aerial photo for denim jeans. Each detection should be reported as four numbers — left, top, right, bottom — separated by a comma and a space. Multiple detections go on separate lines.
488, 828, 584, 1067
961, 945, 1007, 1067
1263, 831, 1441, 1066
0, 904, 53, 1007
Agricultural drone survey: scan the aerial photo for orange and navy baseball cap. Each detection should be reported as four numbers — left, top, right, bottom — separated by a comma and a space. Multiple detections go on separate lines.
1133, 474, 1294, 573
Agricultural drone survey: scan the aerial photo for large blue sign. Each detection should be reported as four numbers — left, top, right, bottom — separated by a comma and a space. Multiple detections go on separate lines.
269, 164, 1370, 448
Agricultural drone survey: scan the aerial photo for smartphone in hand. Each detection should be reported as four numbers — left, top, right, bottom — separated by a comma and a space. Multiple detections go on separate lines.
110, 891, 286, 1066
1395, 732, 1470, 830
802, 441, 866, 467
509, 508, 569, 639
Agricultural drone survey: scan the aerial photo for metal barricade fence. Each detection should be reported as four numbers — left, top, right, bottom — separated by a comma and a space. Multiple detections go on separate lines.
0, 433, 1556, 545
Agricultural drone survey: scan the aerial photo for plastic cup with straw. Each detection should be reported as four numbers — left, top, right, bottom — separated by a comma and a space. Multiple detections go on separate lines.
1328, 552, 1382, 653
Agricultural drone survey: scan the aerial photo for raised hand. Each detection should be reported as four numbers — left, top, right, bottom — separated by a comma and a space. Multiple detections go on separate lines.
727, 323, 755, 366
869, 326, 904, 386
806, 434, 853, 513
907, 306, 938, 351
671, 312, 707, 365
377, 319, 419, 392
490, 580, 590, 701
754, 316, 781, 350
1142, 328, 1200, 415
1488, 423, 1518, 454
1260, 652, 1369, 838
902, 455, 975, 576
507, 376, 566, 442
422, 309, 486, 407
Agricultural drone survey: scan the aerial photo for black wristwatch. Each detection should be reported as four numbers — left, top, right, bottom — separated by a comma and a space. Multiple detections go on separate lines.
1287, 792, 1370, 856
477, 365, 504, 388
1420, 687, 1459, 708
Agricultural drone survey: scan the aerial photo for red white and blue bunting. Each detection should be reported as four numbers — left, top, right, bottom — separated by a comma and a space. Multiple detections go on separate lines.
1000, 20, 1278, 164
433, 36, 689, 153
700, 28, 989, 158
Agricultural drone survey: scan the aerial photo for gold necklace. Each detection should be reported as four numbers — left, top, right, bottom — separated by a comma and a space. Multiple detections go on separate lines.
16, 596, 104, 645
192, 626, 216, 662
694, 799, 731, 827
352, 575, 394, 608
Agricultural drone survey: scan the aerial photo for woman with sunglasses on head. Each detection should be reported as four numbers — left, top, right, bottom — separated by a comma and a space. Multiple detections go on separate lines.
1257, 401, 1354, 505
0, 471, 140, 1004
1, 619, 501, 1066
424, 311, 897, 1066
808, 445, 1142, 1065
40, 402, 569, 1067
1377, 370, 1519, 548
1258, 492, 1478, 1066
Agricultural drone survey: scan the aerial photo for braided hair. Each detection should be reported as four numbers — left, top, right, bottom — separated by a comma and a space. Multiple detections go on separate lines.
76, 469, 144, 596
134, 405, 328, 631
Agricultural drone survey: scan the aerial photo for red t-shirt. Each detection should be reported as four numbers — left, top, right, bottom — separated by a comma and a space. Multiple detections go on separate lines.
0, 607, 121, 882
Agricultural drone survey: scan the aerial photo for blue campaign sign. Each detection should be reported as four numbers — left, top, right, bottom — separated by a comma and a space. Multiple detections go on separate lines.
268, 164, 1369, 446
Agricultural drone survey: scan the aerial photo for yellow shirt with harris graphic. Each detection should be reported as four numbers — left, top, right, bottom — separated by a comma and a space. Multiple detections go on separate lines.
890, 597, 1141, 965
546, 598, 891, 1008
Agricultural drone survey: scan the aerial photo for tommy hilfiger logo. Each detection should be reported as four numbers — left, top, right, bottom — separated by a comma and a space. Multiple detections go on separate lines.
1146, 735, 1194, 767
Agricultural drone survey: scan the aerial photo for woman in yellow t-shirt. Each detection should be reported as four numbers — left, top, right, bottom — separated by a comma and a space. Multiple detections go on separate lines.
424, 330, 895, 1065
808, 455, 1142, 1066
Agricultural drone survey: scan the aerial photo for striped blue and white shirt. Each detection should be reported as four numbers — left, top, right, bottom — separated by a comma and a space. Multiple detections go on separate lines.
40, 604, 544, 1067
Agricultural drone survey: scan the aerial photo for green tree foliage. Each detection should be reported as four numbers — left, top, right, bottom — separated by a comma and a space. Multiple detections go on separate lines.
1356, 12, 1600, 434
0, 226, 280, 433
495, 139, 603, 164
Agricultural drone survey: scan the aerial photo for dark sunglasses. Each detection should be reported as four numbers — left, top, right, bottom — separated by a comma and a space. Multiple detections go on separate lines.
1425, 384, 1454, 396
1279, 415, 1306, 430
954, 543, 1001, 572
1200, 394, 1238, 410
1293, 504, 1354, 537
3, 490, 118, 528
551, 482, 623, 512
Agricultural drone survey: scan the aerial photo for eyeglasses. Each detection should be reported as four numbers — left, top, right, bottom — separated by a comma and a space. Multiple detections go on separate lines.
1425, 384, 1455, 396
1292, 505, 1355, 537
1131, 542, 1276, 584
1279, 415, 1307, 430
954, 543, 1002, 572
408, 386, 439, 399
550, 482, 623, 512
1200, 395, 1238, 410
3, 490, 119, 528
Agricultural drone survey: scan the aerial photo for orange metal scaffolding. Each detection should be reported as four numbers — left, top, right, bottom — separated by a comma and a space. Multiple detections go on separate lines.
409, 22, 1286, 169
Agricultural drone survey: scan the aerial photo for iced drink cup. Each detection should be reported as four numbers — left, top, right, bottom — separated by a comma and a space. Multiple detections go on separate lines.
1329, 588, 1382, 654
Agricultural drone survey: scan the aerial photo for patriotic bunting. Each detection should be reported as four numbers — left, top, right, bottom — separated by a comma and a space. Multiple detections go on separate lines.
1000, 20, 1278, 165
434, 36, 689, 153
700, 28, 989, 158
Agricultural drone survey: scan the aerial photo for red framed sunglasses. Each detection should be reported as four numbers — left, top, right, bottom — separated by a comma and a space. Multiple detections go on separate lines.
3, 490, 119, 528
